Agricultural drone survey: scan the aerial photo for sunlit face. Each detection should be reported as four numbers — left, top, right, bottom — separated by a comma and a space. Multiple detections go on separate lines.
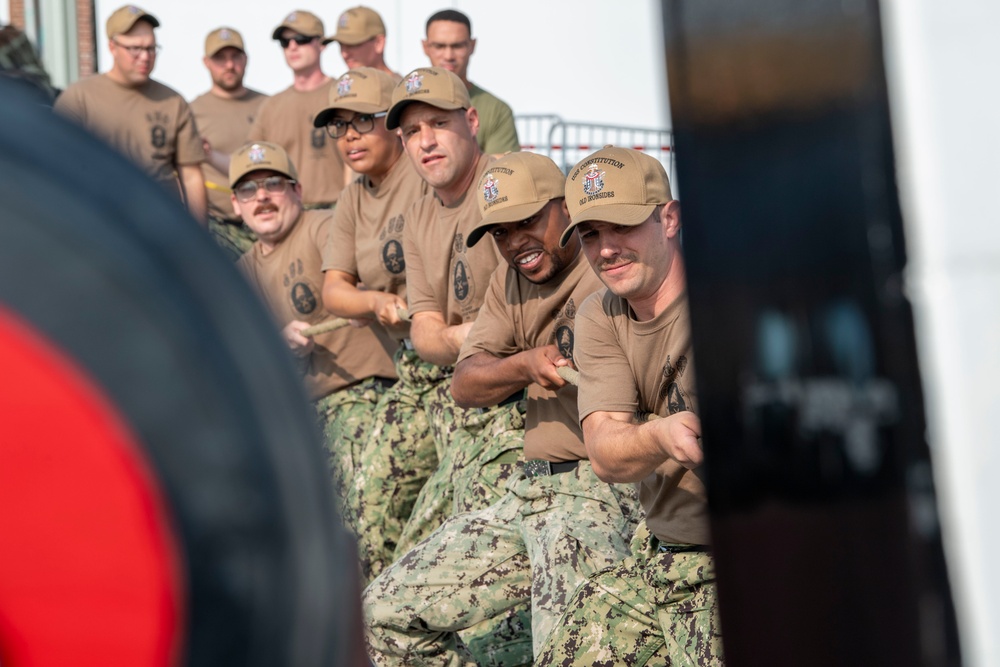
109, 20, 157, 86
422, 20, 476, 82
280, 29, 323, 74
340, 35, 384, 70
487, 199, 578, 284
204, 46, 247, 92
231, 169, 303, 252
332, 109, 401, 181
576, 207, 674, 301
397, 103, 480, 196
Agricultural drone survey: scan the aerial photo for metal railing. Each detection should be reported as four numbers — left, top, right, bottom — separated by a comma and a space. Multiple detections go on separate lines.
515, 114, 675, 184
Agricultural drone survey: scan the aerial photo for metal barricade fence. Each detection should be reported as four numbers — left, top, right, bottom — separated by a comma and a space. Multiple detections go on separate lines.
515, 114, 676, 186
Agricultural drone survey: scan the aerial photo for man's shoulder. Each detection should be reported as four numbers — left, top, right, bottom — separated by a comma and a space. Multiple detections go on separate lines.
579, 286, 621, 320
140, 77, 188, 102
468, 82, 512, 111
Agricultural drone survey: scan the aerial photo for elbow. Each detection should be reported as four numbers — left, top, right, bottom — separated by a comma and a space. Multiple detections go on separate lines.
449, 366, 477, 408
588, 456, 631, 484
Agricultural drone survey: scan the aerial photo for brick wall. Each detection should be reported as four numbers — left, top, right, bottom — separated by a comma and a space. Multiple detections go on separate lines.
76, 0, 95, 75
10, 0, 25, 30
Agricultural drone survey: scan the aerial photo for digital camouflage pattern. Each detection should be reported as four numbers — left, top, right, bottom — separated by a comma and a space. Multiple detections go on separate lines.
364, 462, 641, 666
315, 375, 392, 513
534, 521, 724, 667
346, 347, 446, 584
394, 387, 525, 558
207, 215, 257, 262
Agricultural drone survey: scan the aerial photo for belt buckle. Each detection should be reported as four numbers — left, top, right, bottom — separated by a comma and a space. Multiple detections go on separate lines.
523, 459, 552, 479
401, 338, 414, 351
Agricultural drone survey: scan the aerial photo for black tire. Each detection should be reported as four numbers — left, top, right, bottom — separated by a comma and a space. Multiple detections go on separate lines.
0, 81, 363, 667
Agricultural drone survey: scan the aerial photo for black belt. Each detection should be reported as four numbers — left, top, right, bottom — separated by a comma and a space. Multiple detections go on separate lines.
477, 389, 525, 413
657, 543, 709, 554
523, 459, 580, 479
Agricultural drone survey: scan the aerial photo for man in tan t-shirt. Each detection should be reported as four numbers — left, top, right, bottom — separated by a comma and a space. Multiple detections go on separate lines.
247, 10, 347, 208
190, 27, 268, 260
381, 68, 526, 593
365, 151, 640, 664
324, 6, 399, 80
229, 140, 398, 512
535, 147, 724, 666
55, 5, 206, 222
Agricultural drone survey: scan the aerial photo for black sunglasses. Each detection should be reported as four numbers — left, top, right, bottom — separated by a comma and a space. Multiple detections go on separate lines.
278, 35, 316, 48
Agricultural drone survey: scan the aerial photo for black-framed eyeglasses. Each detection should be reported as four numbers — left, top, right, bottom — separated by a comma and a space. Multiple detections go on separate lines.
233, 176, 296, 202
278, 35, 316, 48
113, 40, 161, 57
325, 112, 388, 139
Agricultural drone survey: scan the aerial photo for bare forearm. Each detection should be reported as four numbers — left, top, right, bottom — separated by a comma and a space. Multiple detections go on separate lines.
411, 314, 466, 366
452, 352, 530, 408
322, 274, 370, 319
179, 165, 207, 225
584, 417, 667, 483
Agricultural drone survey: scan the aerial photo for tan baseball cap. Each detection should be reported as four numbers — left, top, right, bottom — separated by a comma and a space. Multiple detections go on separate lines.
313, 68, 395, 127
385, 67, 470, 130
466, 152, 566, 247
328, 6, 385, 45
229, 141, 299, 187
271, 10, 325, 40
204, 27, 245, 57
106, 5, 159, 38
559, 146, 673, 247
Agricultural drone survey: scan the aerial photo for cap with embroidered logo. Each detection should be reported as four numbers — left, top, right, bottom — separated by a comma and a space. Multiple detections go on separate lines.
230, 141, 299, 187
328, 6, 385, 46
205, 27, 245, 57
313, 68, 396, 127
385, 67, 470, 130
271, 10, 325, 40
559, 146, 673, 247
106, 5, 159, 38
466, 152, 566, 247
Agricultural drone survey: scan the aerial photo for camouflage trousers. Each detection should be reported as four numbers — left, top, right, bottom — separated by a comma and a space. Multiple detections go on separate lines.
534, 520, 725, 666
394, 386, 526, 559
206, 214, 256, 262
345, 347, 447, 585
314, 376, 394, 514
363, 461, 641, 666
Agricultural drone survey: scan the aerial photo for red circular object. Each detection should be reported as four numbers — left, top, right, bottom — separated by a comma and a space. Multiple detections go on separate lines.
0, 308, 184, 666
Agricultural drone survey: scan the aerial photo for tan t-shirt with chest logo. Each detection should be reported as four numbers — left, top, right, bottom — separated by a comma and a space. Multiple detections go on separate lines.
459, 252, 604, 461
238, 210, 397, 400
322, 154, 430, 341
575, 290, 709, 545
402, 153, 502, 326
55, 74, 203, 194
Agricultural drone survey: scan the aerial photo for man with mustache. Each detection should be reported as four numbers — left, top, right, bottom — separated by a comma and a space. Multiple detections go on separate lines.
364, 151, 640, 665
229, 140, 398, 501
535, 146, 724, 666
190, 27, 268, 260
55, 5, 206, 222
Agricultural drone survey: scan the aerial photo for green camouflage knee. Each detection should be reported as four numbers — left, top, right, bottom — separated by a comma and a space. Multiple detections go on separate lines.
534, 521, 724, 667
315, 376, 391, 505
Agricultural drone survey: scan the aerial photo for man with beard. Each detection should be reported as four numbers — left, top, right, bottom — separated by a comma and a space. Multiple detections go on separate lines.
190, 27, 268, 259
364, 151, 640, 665
535, 146, 724, 666
55, 5, 206, 221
